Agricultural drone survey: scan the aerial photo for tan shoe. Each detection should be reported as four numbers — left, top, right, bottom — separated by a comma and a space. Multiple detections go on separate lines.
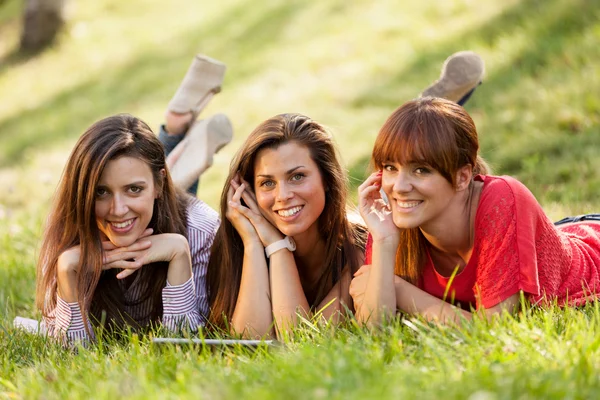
421, 51, 485, 103
168, 114, 234, 190
167, 54, 226, 119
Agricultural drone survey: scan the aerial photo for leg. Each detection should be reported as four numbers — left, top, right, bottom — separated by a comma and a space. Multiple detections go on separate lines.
420, 51, 485, 107
161, 55, 233, 196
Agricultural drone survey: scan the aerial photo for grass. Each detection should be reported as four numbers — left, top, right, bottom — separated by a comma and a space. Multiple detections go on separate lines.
0, 0, 599, 398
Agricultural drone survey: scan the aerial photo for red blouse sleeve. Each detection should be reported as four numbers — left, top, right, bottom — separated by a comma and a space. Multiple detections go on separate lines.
473, 176, 541, 309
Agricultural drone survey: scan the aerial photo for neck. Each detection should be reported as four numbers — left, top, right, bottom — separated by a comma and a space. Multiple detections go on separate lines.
420, 182, 481, 263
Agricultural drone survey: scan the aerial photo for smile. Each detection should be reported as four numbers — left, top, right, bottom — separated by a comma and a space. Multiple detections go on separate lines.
109, 218, 136, 231
396, 201, 422, 209
277, 206, 303, 217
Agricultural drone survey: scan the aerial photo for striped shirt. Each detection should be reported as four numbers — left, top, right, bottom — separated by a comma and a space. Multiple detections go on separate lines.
43, 197, 219, 344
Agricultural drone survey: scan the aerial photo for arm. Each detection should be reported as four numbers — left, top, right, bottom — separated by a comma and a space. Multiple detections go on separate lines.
42, 246, 93, 344
229, 177, 310, 338
394, 277, 521, 323
231, 240, 274, 338
226, 179, 274, 338
354, 172, 401, 325
313, 267, 353, 323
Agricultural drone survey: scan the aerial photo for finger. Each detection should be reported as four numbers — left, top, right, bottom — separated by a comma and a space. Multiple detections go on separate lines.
138, 228, 154, 239
353, 264, 371, 277
116, 268, 138, 280
240, 189, 261, 214
231, 182, 245, 204
103, 259, 142, 271
358, 172, 382, 192
103, 250, 146, 265
240, 178, 257, 201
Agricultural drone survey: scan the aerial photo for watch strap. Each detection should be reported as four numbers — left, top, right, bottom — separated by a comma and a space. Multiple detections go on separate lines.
265, 236, 296, 258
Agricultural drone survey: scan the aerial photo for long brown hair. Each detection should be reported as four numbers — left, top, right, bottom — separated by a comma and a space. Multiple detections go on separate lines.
207, 113, 366, 329
371, 97, 490, 284
36, 114, 189, 333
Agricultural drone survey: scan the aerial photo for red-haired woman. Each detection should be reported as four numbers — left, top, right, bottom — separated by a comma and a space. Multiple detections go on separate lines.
351, 97, 600, 324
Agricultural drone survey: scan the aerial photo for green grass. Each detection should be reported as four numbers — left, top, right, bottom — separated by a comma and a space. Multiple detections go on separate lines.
1, 0, 600, 398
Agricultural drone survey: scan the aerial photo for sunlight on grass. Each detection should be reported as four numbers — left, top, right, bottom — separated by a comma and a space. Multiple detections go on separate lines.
1, 0, 599, 397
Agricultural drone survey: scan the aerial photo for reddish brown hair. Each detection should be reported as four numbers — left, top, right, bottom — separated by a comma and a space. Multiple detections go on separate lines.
371, 97, 489, 284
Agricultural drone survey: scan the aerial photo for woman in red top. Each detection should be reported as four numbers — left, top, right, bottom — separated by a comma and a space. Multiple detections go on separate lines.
351, 97, 600, 324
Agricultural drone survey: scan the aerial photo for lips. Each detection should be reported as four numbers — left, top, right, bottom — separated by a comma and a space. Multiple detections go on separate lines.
108, 217, 136, 233
276, 205, 303, 217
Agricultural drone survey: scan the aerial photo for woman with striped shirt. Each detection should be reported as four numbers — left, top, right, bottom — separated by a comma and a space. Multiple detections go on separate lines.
36, 114, 220, 344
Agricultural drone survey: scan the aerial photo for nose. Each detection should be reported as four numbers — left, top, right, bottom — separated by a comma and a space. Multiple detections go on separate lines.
275, 182, 294, 202
110, 193, 129, 217
392, 170, 413, 193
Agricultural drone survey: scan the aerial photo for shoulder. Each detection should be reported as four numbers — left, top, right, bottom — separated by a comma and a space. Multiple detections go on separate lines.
477, 174, 540, 211
185, 197, 220, 236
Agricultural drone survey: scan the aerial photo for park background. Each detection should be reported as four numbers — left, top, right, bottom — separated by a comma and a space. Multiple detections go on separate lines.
1, 0, 599, 398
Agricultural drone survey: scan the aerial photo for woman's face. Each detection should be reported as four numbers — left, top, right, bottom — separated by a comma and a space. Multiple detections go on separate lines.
253, 142, 326, 241
381, 161, 457, 230
94, 156, 158, 248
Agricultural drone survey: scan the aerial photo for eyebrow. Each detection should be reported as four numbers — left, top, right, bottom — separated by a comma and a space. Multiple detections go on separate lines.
256, 166, 305, 178
96, 181, 148, 188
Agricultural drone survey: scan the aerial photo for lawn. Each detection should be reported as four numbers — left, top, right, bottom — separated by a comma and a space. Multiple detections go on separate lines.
1, 0, 600, 398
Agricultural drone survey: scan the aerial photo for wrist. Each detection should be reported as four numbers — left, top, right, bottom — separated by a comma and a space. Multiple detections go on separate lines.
372, 234, 400, 247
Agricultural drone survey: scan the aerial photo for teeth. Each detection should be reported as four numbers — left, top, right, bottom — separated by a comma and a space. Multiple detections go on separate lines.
397, 201, 421, 208
277, 206, 302, 217
111, 219, 134, 228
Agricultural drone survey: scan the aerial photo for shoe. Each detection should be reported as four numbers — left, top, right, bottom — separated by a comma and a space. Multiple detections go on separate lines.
167, 54, 226, 119
421, 51, 485, 103
168, 114, 234, 190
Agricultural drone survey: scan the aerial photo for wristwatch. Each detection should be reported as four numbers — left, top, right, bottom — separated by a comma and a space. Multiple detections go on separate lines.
265, 236, 296, 258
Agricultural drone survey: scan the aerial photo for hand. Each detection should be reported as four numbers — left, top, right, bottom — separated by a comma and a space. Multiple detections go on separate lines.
228, 174, 283, 247
102, 230, 190, 279
349, 264, 372, 312
358, 172, 400, 243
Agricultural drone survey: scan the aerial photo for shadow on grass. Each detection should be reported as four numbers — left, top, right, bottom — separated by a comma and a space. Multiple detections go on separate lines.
0, 0, 309, 167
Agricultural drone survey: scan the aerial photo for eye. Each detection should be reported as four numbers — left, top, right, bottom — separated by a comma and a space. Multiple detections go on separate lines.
291, 173, 305, 182
260, 180, 275, 188
129, 185, 143, 194
383, 164, 397, 172
414, 167, 431, 175
95, 187, 108, 197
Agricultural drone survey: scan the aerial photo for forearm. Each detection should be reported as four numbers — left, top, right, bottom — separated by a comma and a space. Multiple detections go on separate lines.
269, 249, 310, 336
231, 242, 273, 338
166, 235, 193, 286
394, 278, 471, 323
357, 238, 398, 325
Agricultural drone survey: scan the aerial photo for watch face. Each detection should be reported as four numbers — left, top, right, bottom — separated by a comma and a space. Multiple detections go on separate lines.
287, 236, 297, 251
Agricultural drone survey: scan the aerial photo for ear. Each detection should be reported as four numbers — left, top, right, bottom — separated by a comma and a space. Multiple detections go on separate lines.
455, 164, 473, 192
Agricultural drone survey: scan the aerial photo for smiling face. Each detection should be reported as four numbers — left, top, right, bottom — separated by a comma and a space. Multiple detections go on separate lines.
253, 142, 326, 240
381, 161, 459, 230
94, 156, 158, 247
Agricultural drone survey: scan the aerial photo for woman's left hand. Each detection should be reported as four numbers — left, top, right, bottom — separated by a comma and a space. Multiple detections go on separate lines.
229, 175, 284, 247
103, 233, 190, 279
349, 264, 371, 312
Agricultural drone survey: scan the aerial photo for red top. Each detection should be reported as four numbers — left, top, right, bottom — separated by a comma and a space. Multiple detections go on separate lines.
365, 175, 600, 309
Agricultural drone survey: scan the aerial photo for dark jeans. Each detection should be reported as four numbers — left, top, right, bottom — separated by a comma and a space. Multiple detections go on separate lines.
554, 214, 600, 226
158, 125, 198, 196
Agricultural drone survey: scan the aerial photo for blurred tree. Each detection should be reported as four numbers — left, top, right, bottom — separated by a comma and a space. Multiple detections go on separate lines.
20, 0, 65, 52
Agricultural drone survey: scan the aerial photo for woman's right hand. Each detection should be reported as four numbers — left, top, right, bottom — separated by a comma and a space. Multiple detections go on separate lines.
358, 171, 400, 243
226, 178, 262, 246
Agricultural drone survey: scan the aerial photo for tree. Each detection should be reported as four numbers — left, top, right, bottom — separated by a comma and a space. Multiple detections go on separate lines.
20, 0, 65, 52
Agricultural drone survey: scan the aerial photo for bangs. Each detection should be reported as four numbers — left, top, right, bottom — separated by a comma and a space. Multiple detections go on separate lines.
371, 102, 460, 183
